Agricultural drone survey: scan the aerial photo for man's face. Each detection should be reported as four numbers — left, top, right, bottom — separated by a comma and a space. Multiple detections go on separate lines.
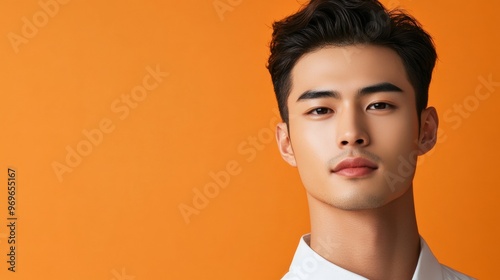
276, 45, 437, 210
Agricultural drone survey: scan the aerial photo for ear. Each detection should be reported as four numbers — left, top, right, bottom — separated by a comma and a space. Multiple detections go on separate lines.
276, 122, 297, 167
417, 106, 439, 155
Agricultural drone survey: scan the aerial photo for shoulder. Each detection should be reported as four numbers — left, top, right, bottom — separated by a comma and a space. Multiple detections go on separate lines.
441, 264, 476, 280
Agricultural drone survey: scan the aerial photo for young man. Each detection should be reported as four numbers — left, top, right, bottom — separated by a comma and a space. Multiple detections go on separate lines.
267, 0, 474, 279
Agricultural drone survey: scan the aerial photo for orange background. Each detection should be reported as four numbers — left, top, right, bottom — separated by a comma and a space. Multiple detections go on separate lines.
0, 0, 498, 279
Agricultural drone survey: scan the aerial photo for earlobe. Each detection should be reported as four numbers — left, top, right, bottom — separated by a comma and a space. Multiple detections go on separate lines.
418, 107, 439, 155
276, 122, 297, 166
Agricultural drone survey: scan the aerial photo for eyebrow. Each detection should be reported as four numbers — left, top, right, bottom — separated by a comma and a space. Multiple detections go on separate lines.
296, 82, 403, 102
360, 82, 403, 95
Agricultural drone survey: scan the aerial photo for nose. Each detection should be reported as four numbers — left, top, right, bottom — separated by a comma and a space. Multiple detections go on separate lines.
336, 107, 370, 148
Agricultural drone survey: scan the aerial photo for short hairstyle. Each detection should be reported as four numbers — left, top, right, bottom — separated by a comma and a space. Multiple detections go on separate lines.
267, 0, 437, 124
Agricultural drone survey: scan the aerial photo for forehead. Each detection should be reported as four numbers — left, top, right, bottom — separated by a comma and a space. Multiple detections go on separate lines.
289, 45, 413, 100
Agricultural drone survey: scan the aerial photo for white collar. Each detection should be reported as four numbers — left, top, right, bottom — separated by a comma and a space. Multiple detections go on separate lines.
283, 234, 449, 280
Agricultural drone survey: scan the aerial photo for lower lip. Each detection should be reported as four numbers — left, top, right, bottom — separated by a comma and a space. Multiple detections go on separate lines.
334, 167, 376, 177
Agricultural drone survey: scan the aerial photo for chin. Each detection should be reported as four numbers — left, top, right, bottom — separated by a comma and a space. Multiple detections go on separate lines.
326, 194, 389, 210
312, 184, 410, 211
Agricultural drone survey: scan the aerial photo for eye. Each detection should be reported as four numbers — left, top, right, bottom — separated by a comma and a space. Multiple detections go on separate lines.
307, 107, 333, 115
367, 102, 394, 110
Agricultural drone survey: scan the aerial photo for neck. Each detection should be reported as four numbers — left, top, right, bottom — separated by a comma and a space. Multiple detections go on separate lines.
307, 187, 420, 280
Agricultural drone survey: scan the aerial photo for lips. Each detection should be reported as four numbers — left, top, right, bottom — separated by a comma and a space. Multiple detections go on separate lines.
332, 157, 378, 177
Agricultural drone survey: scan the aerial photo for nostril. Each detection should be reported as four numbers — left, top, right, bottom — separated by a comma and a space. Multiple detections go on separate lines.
341, 140, 349, 145
355, 139, 364, 144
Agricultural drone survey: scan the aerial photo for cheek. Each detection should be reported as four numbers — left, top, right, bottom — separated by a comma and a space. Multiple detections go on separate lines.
371, 111, 420, 163
289, 124, 332, 194
289, 121, 335, 170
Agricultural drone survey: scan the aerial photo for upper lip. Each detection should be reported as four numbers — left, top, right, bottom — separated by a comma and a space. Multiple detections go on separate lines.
332, 157, 378, 172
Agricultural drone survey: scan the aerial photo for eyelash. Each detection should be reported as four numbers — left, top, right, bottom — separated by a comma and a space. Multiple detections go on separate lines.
307, 107, 333, 115
367, 102, 395, 110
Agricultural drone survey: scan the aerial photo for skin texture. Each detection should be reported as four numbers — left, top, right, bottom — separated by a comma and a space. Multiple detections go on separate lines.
276, 45, 439, 280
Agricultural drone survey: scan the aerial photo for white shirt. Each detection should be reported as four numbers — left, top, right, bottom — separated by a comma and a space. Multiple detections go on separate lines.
282, 234, 475, 280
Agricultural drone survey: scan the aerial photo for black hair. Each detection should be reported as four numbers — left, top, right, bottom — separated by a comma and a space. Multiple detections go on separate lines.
267, 0, 437, 124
